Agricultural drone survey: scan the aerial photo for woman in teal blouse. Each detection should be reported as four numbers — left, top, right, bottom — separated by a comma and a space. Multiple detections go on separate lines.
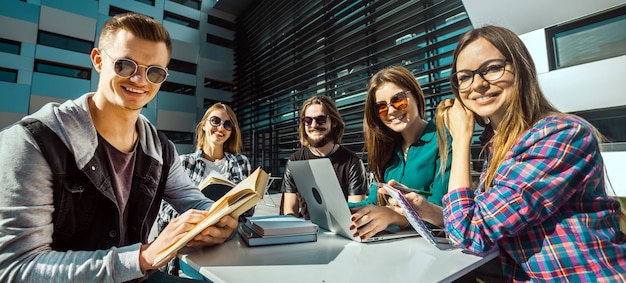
350, 66, 450, 240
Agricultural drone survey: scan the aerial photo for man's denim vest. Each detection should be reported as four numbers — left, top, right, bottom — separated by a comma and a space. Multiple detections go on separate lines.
20, 119, 172, 251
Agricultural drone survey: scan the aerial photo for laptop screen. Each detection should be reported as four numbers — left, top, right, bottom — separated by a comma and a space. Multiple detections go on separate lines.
288, 158, 420, 243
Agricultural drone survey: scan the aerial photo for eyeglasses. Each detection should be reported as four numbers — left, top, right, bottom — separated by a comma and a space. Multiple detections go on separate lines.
375, 90, 410, 118
301, 115, 329, 127
451, 58, 508, 90
100, 49, 169, 84
209, 116, 235, 131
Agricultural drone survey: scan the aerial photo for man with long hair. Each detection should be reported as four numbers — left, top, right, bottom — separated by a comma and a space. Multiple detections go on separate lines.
280, 95, 368, 218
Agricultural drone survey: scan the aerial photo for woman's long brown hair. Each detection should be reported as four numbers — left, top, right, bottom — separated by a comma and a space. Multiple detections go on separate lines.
364, 66, 426, 181
438, 25, 625, 232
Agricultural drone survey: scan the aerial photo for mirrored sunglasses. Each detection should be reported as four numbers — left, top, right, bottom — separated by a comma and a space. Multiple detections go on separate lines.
375, 90, 410, 118
209, 116, 235, 131
301, 115, 329, 127
100, 49, 168, 84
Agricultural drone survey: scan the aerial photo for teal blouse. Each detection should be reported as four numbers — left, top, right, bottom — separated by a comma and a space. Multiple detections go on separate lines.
349, 120, 450, 208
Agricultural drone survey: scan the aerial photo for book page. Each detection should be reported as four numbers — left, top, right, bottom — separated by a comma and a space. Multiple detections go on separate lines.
198, 171, 235, 190
153, 167, 269, 266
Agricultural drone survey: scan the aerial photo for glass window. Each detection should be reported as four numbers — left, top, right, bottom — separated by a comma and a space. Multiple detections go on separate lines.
168, 59, 197, 74
163, 11, 199, 29
573, 106, 626, 143
34, 60, 91, 80
134, 0, 155, 6
0, 67, 18, 83
206, 34, 233, 49
204, 78, 235, 92
160, 130, 193, 144
0, 38, 21, 55
37, 31, 93, 54
160, 81, 196, 96
169, 0, 201, 10
208, 16, 235, 31
109, 6, 132, 16
547, 5, 626, 69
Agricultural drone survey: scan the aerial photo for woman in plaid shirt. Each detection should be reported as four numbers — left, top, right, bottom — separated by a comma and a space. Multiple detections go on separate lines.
434, 25, 626, 282
156, 102, 252, 276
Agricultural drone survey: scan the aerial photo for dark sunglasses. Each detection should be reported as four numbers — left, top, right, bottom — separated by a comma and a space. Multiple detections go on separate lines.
100, 49, 168, 84
375, 90, 410, 118
209, 116, 235, 131
301, 115, 329, 127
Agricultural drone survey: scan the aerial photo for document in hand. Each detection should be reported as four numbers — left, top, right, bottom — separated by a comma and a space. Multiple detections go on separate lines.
383, 184, 451, 248
153, 167, 270, 266
198, 172, 236, 201
245, 215, 319, 236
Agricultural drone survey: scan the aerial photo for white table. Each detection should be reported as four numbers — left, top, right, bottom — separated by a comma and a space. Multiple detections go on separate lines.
180, 230, 498, 283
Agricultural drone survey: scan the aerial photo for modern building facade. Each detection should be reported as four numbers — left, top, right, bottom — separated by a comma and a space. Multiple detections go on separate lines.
0, 0, 237, 154
1, 0, 624, 181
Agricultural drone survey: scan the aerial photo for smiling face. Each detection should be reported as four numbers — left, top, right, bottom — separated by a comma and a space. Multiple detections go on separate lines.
92, 29, 169, 111
303, 104, 333, 148
202, 108, 233, 146
454, 38, 514, 127
374, 82, 420, 134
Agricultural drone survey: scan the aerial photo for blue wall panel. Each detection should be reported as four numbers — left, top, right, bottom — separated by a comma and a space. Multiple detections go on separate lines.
0, 83, 30, 113
31, 73, 90, 100
0, 1, 40, 23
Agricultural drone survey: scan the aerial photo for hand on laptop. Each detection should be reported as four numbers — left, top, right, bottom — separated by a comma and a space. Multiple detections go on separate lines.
349, 204, 409, 240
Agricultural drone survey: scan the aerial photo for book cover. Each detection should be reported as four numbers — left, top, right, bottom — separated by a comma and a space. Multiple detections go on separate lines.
245, 215, 319, 236
198, 172, 237, 201
383, 184, 439, 246
153, 167, 270, 266
238, 223, 317, 246
201, 183, 233, 201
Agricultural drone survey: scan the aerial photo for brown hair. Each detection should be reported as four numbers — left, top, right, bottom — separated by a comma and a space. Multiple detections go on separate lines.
196, 103, 243, 154
440, 25, 625, 232
364, 66, 426, 181
98, 13, 172, 57
446, 25, 559, 189
298, 95, 345, 147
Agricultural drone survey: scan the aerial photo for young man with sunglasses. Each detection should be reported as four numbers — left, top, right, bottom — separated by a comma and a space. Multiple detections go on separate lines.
280, 95, 368, 219
0, 13, 236, 283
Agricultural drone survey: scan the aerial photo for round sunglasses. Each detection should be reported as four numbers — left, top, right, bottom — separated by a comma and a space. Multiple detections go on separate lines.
301, 115, 329, 127
209, 116, 235, 131
375, 90, 410, 118
100, 49, 169, 84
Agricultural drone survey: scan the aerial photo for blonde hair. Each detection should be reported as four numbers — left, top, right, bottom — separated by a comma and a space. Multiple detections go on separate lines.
196, 103, 243, 154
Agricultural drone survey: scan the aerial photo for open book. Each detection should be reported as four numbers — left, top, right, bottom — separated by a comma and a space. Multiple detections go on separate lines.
197, 171, 236, 201
153, 167, 270, 266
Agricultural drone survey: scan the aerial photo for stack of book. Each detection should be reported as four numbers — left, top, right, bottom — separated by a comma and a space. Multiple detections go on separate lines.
238, 215, 319, 246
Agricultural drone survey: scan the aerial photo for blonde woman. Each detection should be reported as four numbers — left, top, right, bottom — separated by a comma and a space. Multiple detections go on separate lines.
157, 103, 251, 276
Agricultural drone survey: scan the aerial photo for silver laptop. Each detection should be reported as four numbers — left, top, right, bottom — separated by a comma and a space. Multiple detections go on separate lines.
288, 158, 420, 243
